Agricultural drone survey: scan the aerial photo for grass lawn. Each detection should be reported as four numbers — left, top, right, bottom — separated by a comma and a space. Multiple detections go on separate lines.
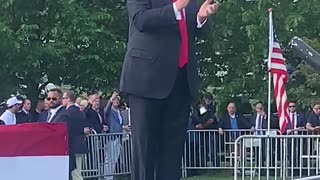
183, 171, 283, 180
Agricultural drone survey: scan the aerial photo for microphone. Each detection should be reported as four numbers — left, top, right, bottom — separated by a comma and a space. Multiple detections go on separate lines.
288, 36, 320, 71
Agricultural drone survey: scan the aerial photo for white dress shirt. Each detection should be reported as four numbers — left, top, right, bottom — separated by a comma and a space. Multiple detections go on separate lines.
0, 110, 16, 125
172, 3, 207, 28
48, 105, 63, 122
255, 114, 264, 130
290, 112, 297, 128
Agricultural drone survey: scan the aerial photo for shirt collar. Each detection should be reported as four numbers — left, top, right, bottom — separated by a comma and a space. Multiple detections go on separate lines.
50, 105, 63, 113
22, 108, 29, 114
5, 110, 14, 116
229, 114, 236, 118
67, 104, 75, 110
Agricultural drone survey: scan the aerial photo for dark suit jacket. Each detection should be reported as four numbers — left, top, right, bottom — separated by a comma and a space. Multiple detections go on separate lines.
16, 111, 32, 124
286, 112, 306, 130
219, 113, 252, 130
50, 107, 66, 123
84, 107, 105, 133
61, 105, 88, 155
120, 0, 207, 99
104, 101, 123, 133
38, 111, 48, 122
250, 112, 268, 129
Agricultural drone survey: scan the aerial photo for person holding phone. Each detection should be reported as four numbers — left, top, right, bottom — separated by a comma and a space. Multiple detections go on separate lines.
120, 0, 219, 179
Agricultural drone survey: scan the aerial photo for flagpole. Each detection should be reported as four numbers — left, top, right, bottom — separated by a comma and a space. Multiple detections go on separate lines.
266, 8, 273, 180
267, 8, 273, 136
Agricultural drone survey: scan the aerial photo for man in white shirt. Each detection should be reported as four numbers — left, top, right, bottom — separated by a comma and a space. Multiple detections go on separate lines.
0, 97, 22, 125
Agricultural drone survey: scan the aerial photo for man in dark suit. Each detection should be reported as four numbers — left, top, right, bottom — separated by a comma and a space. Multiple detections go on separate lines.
38, 100, 50, 122
16, 98, 33, 124
62, 90, 90, 180
120, 0, 219, 179
250, 102, 277, 168
46, 88, 65, 123
285, 101, 307, 170
286, 101, 306, 134
218, 102, 253, 136
84, 95, 108, 133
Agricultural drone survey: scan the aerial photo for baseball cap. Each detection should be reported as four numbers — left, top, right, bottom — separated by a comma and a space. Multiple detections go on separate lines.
6, 97, 23, 107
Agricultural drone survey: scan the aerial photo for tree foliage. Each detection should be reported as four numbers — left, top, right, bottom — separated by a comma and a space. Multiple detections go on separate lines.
0, 0, 127, 102
197, 0, 320, 113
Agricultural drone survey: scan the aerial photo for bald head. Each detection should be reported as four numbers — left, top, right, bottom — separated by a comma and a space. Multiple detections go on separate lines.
227, 102, 236, 115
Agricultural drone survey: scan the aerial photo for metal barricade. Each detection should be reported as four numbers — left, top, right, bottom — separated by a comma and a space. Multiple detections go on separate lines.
234, 134, 320, 180
181, 129, 281, 177
82, 132, 132, 179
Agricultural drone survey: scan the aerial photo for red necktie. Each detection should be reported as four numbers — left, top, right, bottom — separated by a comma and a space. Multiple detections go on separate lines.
173, 4, 188, 68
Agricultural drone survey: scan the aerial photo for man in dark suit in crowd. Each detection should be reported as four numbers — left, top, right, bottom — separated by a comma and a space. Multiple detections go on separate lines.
218, 102, 253, 136
120, 0, 219, 179
250, 102, 278, 134
84, 94, 108, 133
250, 102, 277, 168
45, 88, 65, 123
286, 101, 306, 134
285, 100, 307, 170
16, 98, 33, 124
38, 100, 50, 122
62, 90, 90, 180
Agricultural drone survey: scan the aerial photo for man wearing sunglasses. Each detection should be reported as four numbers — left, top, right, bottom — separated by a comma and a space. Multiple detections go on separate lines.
45, 88, 65, 123
286, 100, 306, 172
286, 101, 306, 135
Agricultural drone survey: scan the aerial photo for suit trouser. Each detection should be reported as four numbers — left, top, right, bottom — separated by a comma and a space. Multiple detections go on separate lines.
104, 137, 121, 180
72, 154, 84, 180
129, 68, 191, 180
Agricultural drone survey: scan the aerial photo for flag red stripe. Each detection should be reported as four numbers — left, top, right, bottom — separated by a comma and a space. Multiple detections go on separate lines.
0, 123, 68, 157
278, 81, 287, 133
273, 48, 282, 53
271, 59, 285, 64
270, 69, 287, 75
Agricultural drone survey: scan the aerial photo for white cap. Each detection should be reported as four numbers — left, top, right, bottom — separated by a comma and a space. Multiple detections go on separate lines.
6, 97, 22, 107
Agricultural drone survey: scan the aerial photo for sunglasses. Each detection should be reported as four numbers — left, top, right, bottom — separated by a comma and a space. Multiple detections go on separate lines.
46, 97, 58, 101
289, 106, 296, 108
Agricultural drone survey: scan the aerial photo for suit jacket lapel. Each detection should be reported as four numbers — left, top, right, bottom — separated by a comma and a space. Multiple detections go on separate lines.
51, 108, 63, 122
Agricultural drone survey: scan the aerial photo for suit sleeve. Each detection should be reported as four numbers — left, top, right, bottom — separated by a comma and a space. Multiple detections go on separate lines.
218, 116, 225, 129
127, 0, 177, 32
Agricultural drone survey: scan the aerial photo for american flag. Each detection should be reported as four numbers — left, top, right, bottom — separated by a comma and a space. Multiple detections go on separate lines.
269, 31, 290, 133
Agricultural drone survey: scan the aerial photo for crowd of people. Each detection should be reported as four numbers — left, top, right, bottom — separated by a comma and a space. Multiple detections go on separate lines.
1, 89, 320, 179
186, 93, 320, 176
0, 88, 130, 180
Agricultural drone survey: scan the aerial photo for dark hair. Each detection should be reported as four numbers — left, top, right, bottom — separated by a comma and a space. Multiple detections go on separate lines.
312, 101, 320, 108
288, 100, 296, 105
64, 90, 77, 102
49, 88, 63, 97
254, 101, 264, 107
203, 92, 213, 100
23, 98, 31, 105
227, 102, 236, 107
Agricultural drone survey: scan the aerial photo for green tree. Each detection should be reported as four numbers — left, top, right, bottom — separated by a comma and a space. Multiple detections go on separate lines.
0, 0, 127, 103
197, 0, 320, 114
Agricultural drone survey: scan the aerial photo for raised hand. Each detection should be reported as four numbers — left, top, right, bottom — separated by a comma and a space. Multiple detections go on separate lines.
198, 0, 219, 22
